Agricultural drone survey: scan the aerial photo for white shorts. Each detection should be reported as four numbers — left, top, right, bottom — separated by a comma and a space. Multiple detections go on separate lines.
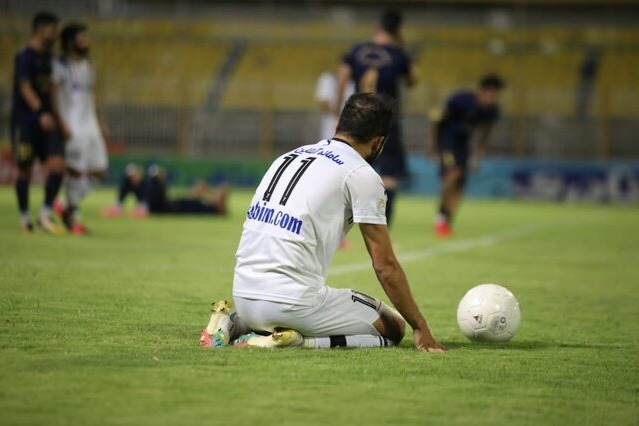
234, 286, 383, 337
65, 131, 108, 173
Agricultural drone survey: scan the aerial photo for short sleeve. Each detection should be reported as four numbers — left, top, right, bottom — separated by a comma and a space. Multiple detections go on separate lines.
345, 166, 387, 225
51, 59, 64, 84
445, 93, 469, 119
446, 93, 464, 113
342, 46, 356, 69
15, 51, 31, 82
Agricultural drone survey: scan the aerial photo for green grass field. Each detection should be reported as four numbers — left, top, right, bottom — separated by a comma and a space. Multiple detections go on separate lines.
0, 187, 637, 426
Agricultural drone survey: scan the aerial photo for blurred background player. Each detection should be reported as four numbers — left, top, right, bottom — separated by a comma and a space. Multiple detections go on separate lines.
315, 71, 354, 248
52, 22, 109, 235
315, 69, 354, 140
428, 74, 505, 237
336, 9, 418, 227
102, 164, 229, 217
10, 12, 65, 234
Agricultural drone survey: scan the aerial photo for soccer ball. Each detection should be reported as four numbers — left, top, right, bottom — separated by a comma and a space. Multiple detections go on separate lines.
457, 284, 521, 342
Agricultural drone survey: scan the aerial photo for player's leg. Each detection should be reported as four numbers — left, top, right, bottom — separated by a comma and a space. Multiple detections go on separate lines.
65, 135, 109, 233
448, 170, 467, 220
200, 300, 251, 348
232, 287, 405, 349
102, 164, 146, 217
294, 287, 405, 348
168, 199, 217, 215
435, 138, 466, 236
435, 166, 461, 237
377, 122, 407, 227
11, 120, 35, 232
38, 129, 66, 235
382, 175, 398, 225
168, 182, 229, 215
57, 135, 85, 230
146, 170, 171, 214
200, 182, 229, 215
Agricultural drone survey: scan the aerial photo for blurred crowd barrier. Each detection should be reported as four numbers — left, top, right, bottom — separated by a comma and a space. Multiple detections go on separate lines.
1, 15, 638, 162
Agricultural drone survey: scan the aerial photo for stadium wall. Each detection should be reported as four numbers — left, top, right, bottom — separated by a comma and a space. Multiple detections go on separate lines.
1, 148, 637, 202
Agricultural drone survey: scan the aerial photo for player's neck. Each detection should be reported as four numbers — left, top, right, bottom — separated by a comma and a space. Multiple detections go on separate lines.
66, 51, 85, 61
333, 134, 368, 159
29, 37, 45, 52
373, 32, 395, 46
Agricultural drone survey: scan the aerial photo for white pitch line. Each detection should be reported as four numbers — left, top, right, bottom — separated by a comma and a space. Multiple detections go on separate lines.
328, 221, 576, 277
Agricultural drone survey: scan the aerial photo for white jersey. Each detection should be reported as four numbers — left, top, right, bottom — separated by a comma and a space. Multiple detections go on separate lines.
52, 57, 101, 136
314, 73, 354, 140
233, 139, 387, 306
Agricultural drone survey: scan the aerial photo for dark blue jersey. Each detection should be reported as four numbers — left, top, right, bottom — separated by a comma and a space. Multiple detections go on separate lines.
343, 42, 411, 100
12, 46, 53, 121
437, 90, 500, 145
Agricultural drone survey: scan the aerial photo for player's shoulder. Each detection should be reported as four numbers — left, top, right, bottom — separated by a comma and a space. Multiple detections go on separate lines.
15, 46, 34, 61
385, 43, 409, 57
450, 90, 474, 101
351, 41, 370, 51
52, 55, 66, 66
347, 41, 373, 55
345, 162, 383, 188
448, 90, 475, 108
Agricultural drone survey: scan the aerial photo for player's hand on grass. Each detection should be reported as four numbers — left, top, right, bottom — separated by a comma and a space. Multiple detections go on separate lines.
413, 328, 448, 353
39, 112, 57, 132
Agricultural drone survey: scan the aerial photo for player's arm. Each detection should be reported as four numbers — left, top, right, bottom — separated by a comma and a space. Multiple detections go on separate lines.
476, 123, 494, 153
426, 107, 445, 160
359, 223, 447, 352
406, 64, 419, 87
93, 81, 109, 139
50, 61, 71, 139
318, 100, 332, 113
19, 80, 56, 132
334, 63, 352, 116
50, 81, 71, 140
471, 123, 494, 170
19, 79, 42, 113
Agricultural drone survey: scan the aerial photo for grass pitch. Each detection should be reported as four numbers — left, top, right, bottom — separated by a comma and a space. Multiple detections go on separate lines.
0, 187, 637, 426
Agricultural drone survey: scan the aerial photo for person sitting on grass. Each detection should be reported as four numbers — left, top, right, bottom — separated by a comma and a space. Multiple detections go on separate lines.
101, 164, 229, 218
200, 93, 447, 352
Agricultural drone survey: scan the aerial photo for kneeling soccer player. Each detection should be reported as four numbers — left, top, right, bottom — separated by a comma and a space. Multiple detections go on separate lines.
200, 93, 447, 352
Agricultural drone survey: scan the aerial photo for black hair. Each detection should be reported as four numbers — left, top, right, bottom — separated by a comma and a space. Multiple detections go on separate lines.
380, 9, 403, 36
480, 74, 505, 91
32, 11, 58, 33
61, 22, 87, 53
336, 93, 397, 144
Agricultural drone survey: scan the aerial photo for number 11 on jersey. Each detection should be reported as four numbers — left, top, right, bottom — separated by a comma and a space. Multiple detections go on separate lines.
263, 155, 317, 206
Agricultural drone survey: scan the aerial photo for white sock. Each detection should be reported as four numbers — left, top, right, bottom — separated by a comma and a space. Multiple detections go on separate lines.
302, 335, 396, 349
40, 206, 52, 221
66, 176, 84, 211
19, 213, 31, 226
80, 175, 92, 197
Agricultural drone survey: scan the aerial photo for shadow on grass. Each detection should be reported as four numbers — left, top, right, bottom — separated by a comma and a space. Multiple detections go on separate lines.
441, 340, 613, 350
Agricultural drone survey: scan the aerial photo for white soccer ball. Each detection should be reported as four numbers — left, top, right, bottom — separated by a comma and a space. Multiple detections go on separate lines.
457, 284, 521, 342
